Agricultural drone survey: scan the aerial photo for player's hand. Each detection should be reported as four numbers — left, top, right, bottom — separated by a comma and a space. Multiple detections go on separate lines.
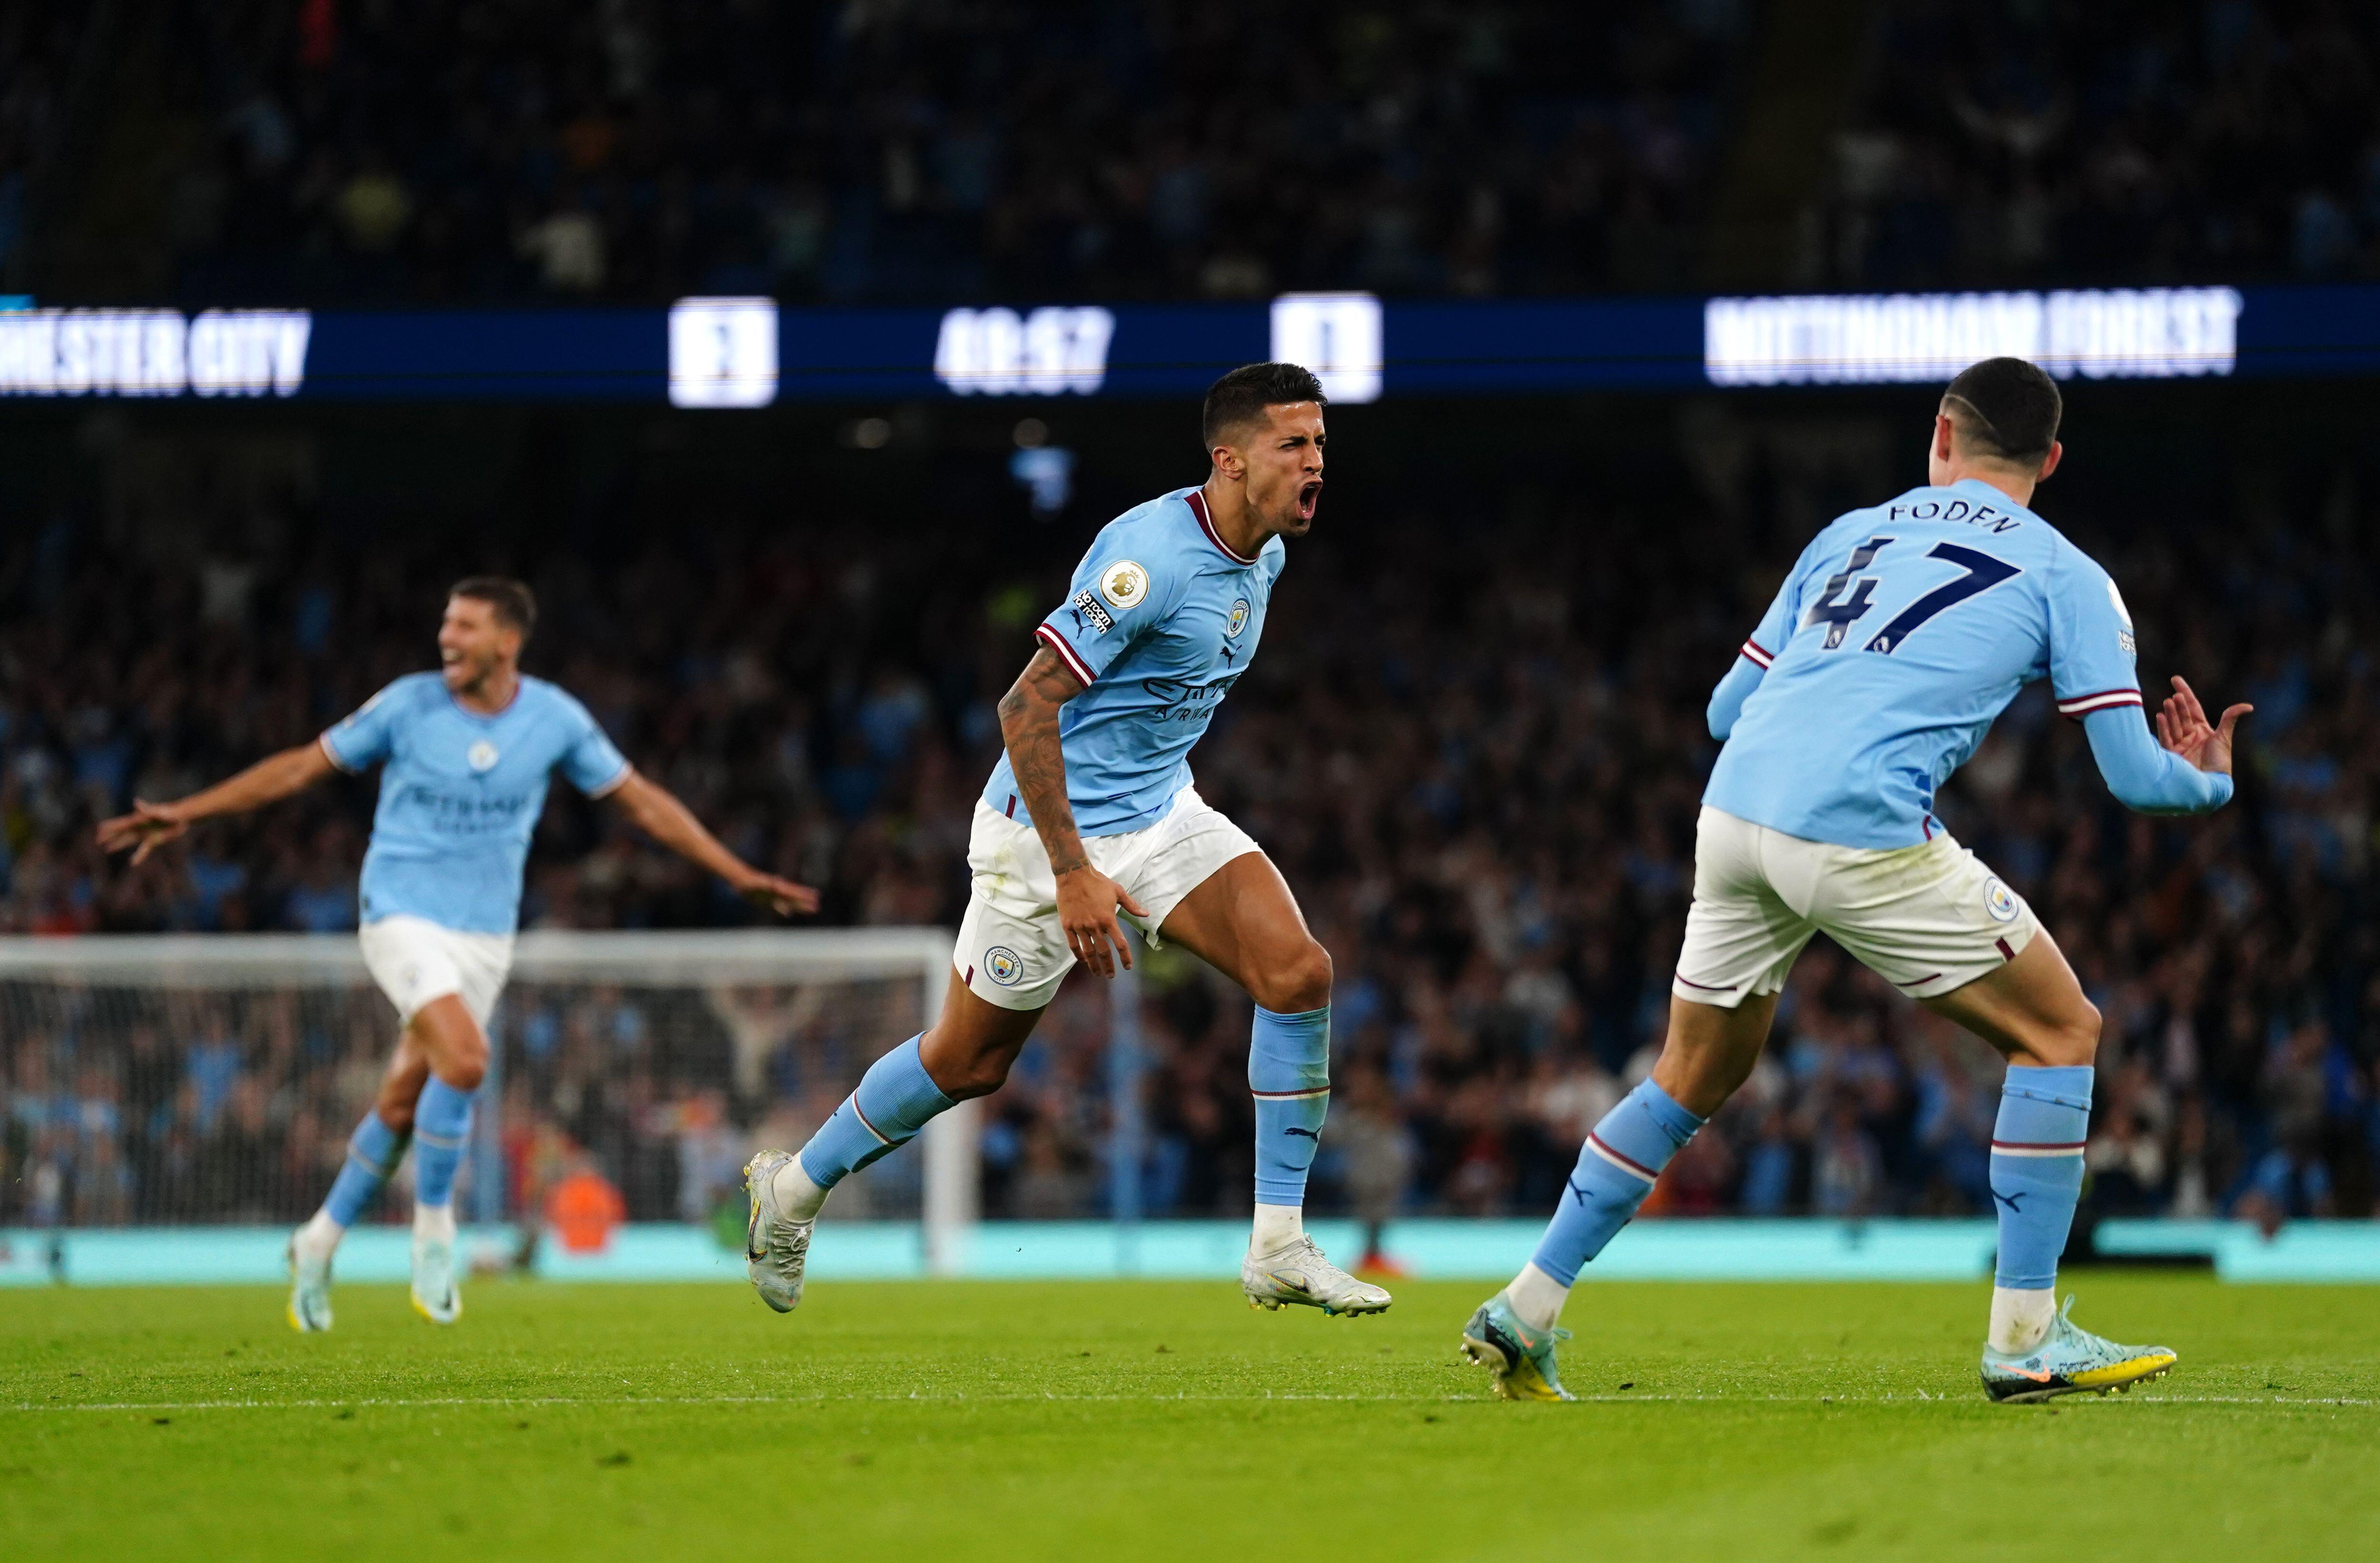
732, 869, 821, 917
2153, 676, 2251, 776
95, 799, 192, 865
1055, 863, 1146, 979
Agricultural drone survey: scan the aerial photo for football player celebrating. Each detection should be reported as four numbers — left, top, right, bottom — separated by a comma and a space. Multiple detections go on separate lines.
742, 364, 1391, 1319
98, 578, 816, 1329
1463, 358, 2248, 1402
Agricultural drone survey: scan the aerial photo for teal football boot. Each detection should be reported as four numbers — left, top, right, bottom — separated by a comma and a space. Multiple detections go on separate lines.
1459, 1291, 1575, 1402
1980, 1294, 2177, 1404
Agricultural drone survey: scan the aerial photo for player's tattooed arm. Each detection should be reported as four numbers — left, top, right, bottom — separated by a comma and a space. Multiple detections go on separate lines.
997, 645, 1147, 977
998, 646, 1093, 871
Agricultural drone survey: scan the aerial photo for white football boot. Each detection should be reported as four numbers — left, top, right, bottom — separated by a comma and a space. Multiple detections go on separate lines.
743, 1149, 815, 1314
286, 1234, 334, 1333
410, 1209, 462, 1325
1241, 1235, 1393, 1316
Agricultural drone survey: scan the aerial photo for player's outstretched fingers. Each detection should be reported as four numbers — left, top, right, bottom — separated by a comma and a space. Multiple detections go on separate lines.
2212, 702, 2253, 755
748, 873, 820, 915
1078, 918, 1115, 979
1112, 887, 1149, 970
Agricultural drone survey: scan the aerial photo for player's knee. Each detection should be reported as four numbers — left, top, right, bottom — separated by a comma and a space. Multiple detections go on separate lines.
412, 998, 489, 1090
1256, 939, 1333, 1014
2045, 997, 2102, 1068
940, 1057, 1012, 1100
428, 1024, 489, 1092
923, 1033, 1015, 1101
438, 1052, 488, 1093
2019, 994, 2101, 1069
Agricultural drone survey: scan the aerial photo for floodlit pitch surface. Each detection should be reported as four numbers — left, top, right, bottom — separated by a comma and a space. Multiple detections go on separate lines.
4, 1276, 2374, 1561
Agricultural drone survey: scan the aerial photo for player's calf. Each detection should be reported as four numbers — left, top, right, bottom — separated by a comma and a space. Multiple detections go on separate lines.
408, 1071, 477, 1325
287, 1106, 412, 1333
744, 1031, 958, 1314
1237, 999, 1390, 1316
1509, 1078, 1706, 1316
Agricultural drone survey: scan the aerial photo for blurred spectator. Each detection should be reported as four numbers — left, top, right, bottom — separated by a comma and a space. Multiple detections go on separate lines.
546, 1158, 627, 1254
4, 404, 2380, 1228
135, 0, 1753, 305
1807, 1, 2380, 288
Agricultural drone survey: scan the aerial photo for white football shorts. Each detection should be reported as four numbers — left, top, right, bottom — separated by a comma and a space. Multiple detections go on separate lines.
955, 784, 1260, 1011
1672, 806, 2040, 1007
358, 914, 515, 1028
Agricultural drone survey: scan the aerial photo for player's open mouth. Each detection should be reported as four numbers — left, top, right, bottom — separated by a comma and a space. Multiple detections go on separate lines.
1297, 481, 1321, 520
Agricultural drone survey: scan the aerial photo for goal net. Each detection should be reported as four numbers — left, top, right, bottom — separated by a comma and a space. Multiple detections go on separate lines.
0, 929, 975, 1271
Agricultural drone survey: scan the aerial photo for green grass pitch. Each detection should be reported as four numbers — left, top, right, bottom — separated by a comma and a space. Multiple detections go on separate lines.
4, 1275, 2375, 1561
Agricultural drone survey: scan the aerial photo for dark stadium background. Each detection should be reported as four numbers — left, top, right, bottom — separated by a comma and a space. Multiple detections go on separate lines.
3, 0, 2378, 1233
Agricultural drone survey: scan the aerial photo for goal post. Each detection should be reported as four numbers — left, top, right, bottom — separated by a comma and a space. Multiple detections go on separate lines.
0, 928, 976, 1273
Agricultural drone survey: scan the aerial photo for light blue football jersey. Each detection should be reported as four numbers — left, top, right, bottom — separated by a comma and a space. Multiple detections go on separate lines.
321, 673, 630, 933
984, 485, 1285, 836
1705, 478, 2147, 849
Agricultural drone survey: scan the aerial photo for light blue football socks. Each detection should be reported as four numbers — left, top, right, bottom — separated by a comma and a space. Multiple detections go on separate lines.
1250, 1005, 1332, 1208
411, 1076, 476, 1210
1989, 1065, 2092, 1290
322, 1109, 409, 1227
1529, 1079, 1706, 1287
796, 1035, 957, 1189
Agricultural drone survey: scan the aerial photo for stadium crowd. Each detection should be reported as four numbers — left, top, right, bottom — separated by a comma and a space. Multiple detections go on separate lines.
63, 0, 2369, 307
151, 0, 1748, 305
4, 421, 2377, 1233
1811, 0, 2380, 288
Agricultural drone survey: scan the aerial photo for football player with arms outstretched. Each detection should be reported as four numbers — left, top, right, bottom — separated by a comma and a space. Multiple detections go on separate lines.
99, 578, 816, 1328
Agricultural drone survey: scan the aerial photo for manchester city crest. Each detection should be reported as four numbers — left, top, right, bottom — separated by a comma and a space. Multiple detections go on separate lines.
1226, 598, 1250, 637
985, 946, 1026, 986
467, 740, 500, 772
1982, 877, 2019, 922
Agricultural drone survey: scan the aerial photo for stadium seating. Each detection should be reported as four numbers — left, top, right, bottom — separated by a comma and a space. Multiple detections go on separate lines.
1810, 0, 2380, 288
15, 2, 2371, 306
2, 433, 2372, 1228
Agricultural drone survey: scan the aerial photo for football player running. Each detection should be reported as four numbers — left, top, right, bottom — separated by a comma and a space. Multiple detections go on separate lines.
98, 578, 817, 1329
742, 363, 1390, 1320
1463, 358, 2248, 1402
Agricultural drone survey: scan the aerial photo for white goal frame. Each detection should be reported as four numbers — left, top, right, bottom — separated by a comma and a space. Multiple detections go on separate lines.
0, 928, 976, 1273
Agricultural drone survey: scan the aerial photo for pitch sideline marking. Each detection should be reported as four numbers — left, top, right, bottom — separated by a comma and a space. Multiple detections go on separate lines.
9, 1392, 2373, 1414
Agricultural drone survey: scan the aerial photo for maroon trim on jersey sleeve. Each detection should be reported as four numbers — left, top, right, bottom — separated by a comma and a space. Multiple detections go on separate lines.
1035, 622, 1097, 687
1739, 639, 1774, 669
2054, 687, 2142, 721
1184, 488, 1258, 566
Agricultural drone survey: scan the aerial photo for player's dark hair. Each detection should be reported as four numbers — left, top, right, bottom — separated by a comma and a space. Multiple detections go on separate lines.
449, 576, 537, 641
1202, 362, 1326, 449
1940, 357, 2062, 468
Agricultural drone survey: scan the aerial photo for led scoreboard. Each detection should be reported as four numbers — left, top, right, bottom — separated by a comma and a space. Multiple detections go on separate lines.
2, 285, 2375, 405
